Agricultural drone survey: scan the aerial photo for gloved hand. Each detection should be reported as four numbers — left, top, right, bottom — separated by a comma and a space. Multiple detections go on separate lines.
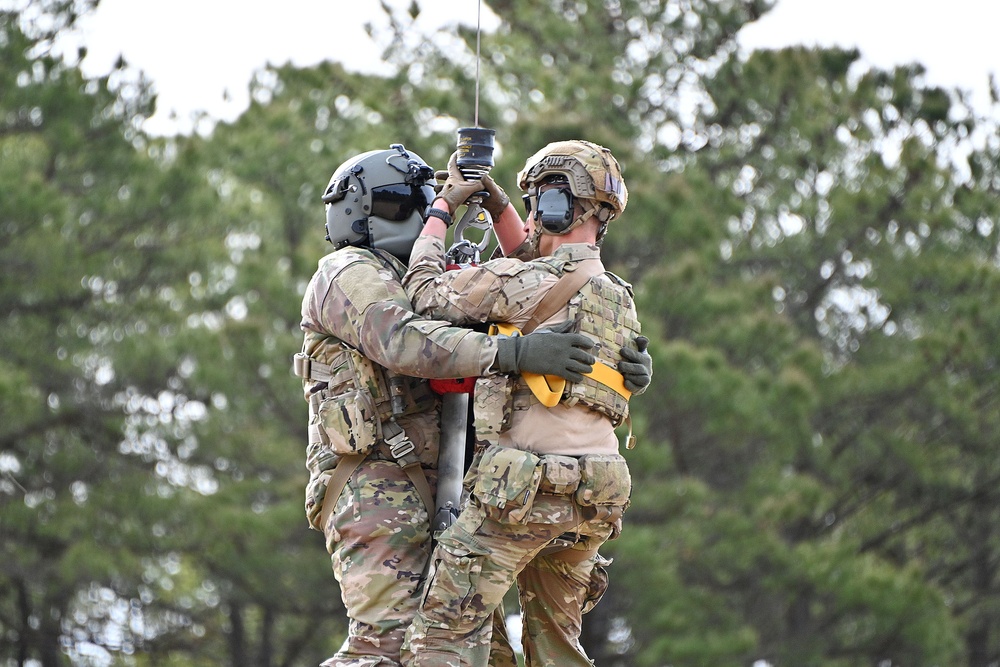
619, 336, 651, 394
480, 173, 510, 220
496, 330, 595, 382
434, 152, 484, 212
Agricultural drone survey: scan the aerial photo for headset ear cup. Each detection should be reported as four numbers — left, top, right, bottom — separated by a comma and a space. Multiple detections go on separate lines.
544, 220, 571, 233
541, 214, 573, 234
537, 189, 575, 234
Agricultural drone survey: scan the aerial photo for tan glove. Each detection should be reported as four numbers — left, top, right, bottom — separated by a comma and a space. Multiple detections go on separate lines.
435, 152, 483, 212
481, 173, 511, 220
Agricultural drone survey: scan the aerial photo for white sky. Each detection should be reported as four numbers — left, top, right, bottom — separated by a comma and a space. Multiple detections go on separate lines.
33, 0, 1000, 135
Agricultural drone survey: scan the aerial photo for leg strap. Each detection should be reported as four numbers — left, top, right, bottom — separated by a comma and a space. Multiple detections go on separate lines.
384, 421, 435, 518
319, 454, 366, 532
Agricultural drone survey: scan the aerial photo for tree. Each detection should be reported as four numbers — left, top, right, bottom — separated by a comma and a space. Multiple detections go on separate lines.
0, 3, 238, 663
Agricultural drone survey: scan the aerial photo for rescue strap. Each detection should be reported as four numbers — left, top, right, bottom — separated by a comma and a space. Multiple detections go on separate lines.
491, 323, 636, 449
490, 322, 631, 406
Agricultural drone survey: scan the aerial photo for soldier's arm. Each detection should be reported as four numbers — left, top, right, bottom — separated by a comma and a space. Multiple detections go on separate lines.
317, 259, 498, 379
402, 233, 551, 329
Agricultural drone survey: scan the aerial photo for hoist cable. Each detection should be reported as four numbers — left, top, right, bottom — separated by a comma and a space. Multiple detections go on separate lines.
474, 0, 482, 127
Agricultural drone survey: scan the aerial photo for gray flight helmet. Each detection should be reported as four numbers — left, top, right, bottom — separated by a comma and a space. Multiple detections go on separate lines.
322, 144, 435, 262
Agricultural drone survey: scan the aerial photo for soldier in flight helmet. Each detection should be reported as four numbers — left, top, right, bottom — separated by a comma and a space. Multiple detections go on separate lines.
322, 144, 436, 263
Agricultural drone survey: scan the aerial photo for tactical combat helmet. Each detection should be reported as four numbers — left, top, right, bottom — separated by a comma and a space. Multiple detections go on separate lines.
517, 140, 628, 223
322, 144, 435, 262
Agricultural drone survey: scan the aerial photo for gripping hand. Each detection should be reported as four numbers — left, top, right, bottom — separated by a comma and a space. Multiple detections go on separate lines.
618, 336, 651, 394
496, 331, 595, 382
480, 173, 510, 220
435, 152, 484, 212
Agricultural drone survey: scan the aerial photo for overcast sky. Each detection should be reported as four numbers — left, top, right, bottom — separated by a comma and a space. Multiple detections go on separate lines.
41, 0, 1000, 135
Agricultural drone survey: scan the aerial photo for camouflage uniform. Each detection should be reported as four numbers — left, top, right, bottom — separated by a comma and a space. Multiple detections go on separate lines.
298, 246, 516, 667
400, 236, 640, 667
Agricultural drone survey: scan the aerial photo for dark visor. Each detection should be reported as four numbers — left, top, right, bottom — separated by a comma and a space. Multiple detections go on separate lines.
371, 184, 430, 221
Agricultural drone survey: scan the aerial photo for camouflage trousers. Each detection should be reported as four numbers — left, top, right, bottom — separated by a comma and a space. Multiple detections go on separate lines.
320, 458, 517, 667
321, 458, 432, 666
401, 493, 619, 667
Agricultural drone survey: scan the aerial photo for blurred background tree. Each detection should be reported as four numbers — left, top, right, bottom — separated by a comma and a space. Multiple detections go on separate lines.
2, 0, 998, 665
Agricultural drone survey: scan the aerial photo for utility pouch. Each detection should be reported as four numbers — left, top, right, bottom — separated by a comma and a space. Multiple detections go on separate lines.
575, 454, 631, 508
472, 445, 542, 524
539, 455, 581, 495
473, 375, 513, 449
317, 389, 380, 457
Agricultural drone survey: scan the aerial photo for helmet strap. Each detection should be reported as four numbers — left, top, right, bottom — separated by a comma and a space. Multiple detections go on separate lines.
561, 200, 603, 237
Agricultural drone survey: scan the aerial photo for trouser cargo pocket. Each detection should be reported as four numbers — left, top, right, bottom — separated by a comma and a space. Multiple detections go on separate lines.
421, 542, 488, 628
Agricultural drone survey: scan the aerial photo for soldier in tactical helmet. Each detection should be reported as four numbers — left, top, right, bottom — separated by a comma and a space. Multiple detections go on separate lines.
399, 140, 651, 667
296, 144, 618, 667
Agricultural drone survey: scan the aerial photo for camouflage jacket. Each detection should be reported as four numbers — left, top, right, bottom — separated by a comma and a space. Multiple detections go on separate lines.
402, 236, 635, 340
300, 247, 497, 378
402, 236, 641, 457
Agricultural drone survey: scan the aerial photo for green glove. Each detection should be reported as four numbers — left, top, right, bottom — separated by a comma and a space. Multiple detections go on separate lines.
480, 173, 510, 220
618, 336, 651, 394
435, 152, 484, 212
496, 331, 595, 382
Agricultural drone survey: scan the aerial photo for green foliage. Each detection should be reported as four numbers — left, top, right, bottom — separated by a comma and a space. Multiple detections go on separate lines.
3, 0, 1000, 665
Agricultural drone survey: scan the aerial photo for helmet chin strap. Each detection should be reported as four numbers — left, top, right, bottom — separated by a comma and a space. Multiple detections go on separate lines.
544, 199, 605, 236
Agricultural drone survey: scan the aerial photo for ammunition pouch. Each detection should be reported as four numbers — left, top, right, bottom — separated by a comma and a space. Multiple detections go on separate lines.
472, 446, 542, 524
538, 455, 581, 495
575, 454, 631, 508
317, 389, 380, 457
470, 446, 630, 525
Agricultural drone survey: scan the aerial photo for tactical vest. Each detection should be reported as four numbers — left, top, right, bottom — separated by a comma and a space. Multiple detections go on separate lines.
515, 255, 640, 426
296, 249, 437, 430
295, 251, 437, 530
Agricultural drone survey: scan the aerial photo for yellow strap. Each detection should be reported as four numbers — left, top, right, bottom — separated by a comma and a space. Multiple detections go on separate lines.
490, 323, 632, 407
491, 322, 519, 336
524, 373, 566, 408
588, 360, 632, 400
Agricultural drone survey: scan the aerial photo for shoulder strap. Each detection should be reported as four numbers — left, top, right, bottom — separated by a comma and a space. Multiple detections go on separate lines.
523, 258, 605, 333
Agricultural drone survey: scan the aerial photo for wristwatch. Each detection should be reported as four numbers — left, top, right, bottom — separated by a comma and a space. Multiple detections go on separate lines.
425, 207, 453, 227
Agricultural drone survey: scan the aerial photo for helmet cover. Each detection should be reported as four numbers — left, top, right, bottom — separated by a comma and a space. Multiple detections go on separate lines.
517, 140, 628, 219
